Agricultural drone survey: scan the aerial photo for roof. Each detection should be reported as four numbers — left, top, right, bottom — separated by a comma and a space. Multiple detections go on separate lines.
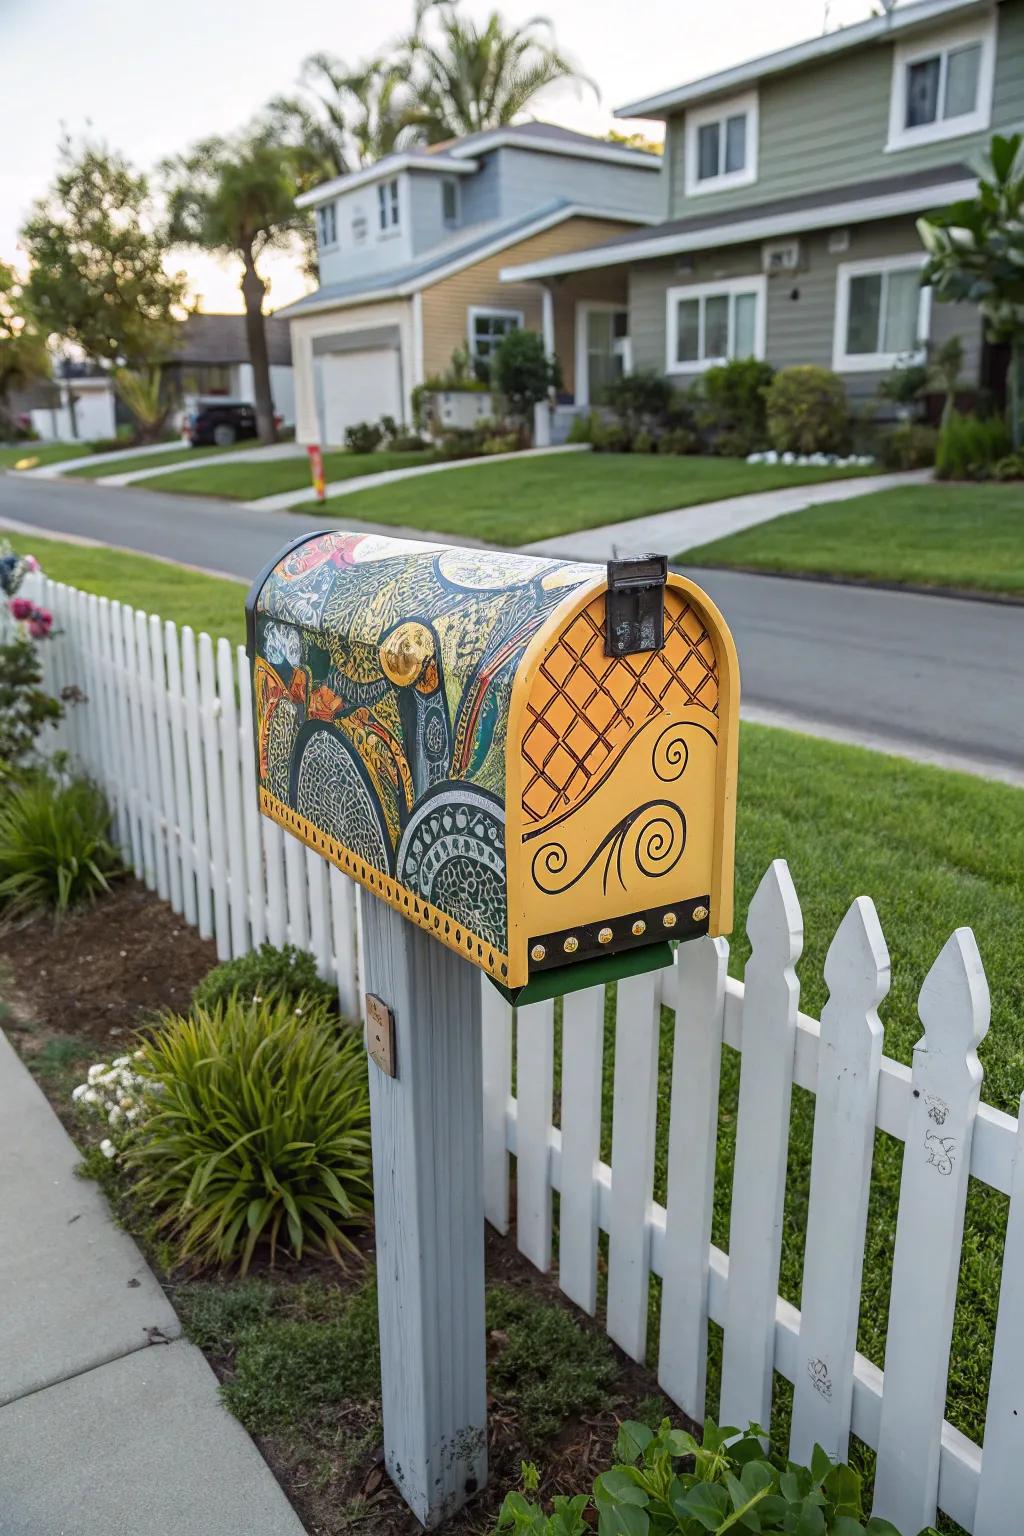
500, 163, 976, 282
170, 313, 293, 368
277, 200, 655, 320
295, 119, 659, 210
616, 0, 996, 119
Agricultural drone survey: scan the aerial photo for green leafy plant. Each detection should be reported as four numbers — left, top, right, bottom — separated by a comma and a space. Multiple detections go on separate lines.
192, 941, 340, 1014
696, 358, 775, 455
127, 994, 372, 1271
0, 773, 119, 920
567, 410, 597, 444
603, 370, 676, 436
498, 1419, 912, 1536
879, 422, 939, 471
876, 357, 929, 415
992, 451, 1024, 480
112, 365, 168, 444
344, 419, 384, 454
925, 336, 964, 429
0, 635, 63, 776
935, 409, 1011, 480
492, 329, 560, 426
765, 365, 851, 455
487, 1284, 617, 1448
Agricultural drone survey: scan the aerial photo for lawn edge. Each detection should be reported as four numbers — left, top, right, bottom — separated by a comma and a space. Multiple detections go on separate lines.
676, 561, 1024, 607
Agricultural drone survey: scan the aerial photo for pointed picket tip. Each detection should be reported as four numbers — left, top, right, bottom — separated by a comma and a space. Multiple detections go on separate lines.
746, 858, 803, 963
918, 926, 991, 1055
823, 896, 891, 1010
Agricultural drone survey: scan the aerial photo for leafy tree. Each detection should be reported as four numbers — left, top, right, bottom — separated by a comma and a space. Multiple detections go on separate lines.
112, 365, 168, 443
918, 132, 1024, 449
163, 128, 305, 444
491, 328, 560, 426
404, 2, 595, 141
0, 262, 50, 436
21, 140, 184, 368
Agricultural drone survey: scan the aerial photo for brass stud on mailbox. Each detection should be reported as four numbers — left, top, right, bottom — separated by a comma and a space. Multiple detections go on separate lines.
663, 911, 678, 929
693, 905, 709, 922
598, 927, 613, 945
563, 935, 579, 954
632, 919, 646, 937
531, 943, 546, 962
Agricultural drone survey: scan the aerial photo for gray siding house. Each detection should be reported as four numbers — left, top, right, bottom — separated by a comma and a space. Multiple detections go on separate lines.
501, 0, 1024, 409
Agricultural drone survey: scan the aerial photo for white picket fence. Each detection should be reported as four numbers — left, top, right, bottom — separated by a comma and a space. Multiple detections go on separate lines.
27, 574, 1024, 1536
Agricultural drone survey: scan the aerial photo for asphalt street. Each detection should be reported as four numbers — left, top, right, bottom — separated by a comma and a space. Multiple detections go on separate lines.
2, 471, 1022, 779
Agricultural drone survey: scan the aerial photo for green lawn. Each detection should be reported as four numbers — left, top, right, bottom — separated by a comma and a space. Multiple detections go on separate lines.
682, 483, 1024, 597
137, 448, 435, 501
308, 453, 872, 544
0, 442, 86, 471
65, 440, 257, 479
5, 533, 246, 647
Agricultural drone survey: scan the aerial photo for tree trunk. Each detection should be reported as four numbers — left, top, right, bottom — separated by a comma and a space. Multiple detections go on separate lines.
1009, 334, 1022, 453
240, 250, 276, 445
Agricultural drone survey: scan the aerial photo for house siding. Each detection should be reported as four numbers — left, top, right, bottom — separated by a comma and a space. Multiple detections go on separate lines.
665, 0, 1024, 219
481, 147, 662, 221
420, 216, 639, 381
629, 215, 982, 397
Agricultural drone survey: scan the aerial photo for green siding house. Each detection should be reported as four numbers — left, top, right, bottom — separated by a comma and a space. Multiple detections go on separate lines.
500, 0, 1024, 412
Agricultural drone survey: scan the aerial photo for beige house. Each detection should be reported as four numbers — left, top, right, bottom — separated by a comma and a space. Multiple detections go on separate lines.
279, 124, 661, 443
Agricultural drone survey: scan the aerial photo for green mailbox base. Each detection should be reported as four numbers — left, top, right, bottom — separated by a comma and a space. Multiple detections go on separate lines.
488, 941, 675, 1007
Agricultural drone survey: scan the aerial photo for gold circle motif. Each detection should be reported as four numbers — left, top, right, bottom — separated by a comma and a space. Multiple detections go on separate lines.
379, 621, 434, 687
631, 919, 646, 937
663, 912, 678, 929
598, 927, 613, 945
531, 944, 546, 962
693, 905, 709, 922
563, 935, 579, 954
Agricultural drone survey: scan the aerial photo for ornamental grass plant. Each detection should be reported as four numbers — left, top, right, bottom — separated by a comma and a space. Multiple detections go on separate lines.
127, 994, 372, 1273
0, 773, 120, 920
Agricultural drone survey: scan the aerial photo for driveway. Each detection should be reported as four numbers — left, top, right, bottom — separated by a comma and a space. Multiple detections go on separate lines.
2, 471, 1022, 782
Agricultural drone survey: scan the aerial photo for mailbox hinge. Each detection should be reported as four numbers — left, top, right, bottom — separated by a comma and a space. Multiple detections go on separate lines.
605, 555, 667, 657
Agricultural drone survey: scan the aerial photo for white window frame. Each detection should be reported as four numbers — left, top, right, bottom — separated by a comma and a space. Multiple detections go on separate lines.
832, 254, 932, 373
574, 302, 632, 406
441, 176, 459, 226
665, 275, 767, 374
886, 15, 996, 152
316, 202, 338, 250
684, 89, 758, 198
377, 177, 401, 236
467, 306, 524, 368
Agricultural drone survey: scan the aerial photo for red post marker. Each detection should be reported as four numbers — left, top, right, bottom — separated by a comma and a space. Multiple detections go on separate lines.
307, 443, 326, 502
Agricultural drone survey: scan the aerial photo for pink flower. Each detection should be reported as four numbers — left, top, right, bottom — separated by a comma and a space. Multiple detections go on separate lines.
23, 556, 39, 572
9, 598, 31, 620
27, 620, 47, 639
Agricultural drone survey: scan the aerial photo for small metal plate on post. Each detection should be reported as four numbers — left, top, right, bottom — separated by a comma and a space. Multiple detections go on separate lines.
366, 994, 397, 1078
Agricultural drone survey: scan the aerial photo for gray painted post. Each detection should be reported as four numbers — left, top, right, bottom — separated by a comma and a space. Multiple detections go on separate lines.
361, 894, 488, 1528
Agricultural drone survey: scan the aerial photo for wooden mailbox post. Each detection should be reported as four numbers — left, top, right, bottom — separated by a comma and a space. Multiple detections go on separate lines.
247, 532, 739, 1525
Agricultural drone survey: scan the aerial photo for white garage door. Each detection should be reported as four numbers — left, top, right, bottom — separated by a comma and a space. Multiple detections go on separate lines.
321, 348, 402, 442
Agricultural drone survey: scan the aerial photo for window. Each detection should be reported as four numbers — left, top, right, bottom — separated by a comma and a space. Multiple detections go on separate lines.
684, 90, 758, 196
887, 17, 995, 150
665, 277, 766, 373
468, 307, 523, 376
377, 178, 400, 233
833, 256, 931, 372
442, 177, 459, 225
316, 202, 338, 249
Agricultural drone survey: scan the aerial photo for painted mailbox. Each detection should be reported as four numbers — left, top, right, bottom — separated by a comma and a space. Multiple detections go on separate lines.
246, 530, 739, 1001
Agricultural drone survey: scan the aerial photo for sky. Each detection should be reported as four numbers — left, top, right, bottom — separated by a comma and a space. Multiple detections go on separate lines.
0, 0, 879, 313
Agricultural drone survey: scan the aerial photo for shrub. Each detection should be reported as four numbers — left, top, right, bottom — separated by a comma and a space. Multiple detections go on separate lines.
992, 451, 1024, 480
603, 371, 675, 433
388, 431, 429, 453
697, 358, 774, 455
0, 635, 63, 776
492, 329, 560, 425
632, 429, 656, 454
936, 409, 1012, 480
344, 420, 384, 454
127, 994, 372, 1271
765, 365, 850, 455
660, 425, 701, 455
192, 940, 338, 1014
591, 418, 630, 452
879, 422, 939, 471
567, 411, 597, 444
0, 774, 119, 920
482, 431, 520, 455
497, 1418, 903, 1536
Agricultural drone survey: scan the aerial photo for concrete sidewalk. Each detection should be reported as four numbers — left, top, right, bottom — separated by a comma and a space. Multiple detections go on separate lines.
521, 468, 933, 562
0, 1031, 305, 1535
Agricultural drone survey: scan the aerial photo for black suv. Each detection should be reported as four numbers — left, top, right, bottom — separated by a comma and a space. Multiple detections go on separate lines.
184, 398, 258, 448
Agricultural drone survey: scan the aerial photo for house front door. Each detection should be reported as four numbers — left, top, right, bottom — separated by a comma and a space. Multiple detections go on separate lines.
576, 305, 631, 407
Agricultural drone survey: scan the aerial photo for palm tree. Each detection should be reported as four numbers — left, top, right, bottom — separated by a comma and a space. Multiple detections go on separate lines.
403, 2, 596, 142
113, 365, 168, 444
268, 54, 419, 186
163, 128, 304, 444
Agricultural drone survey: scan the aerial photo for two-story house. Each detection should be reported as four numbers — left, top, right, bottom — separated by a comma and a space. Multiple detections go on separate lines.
500, 0, 1023, 416
278, 122, 662, 443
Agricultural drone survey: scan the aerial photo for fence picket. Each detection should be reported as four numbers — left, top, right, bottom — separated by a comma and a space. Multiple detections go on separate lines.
607, 970, 661, 1362
283, 832, 309, 951
974, 1094, 1024, 1536
134, 610, 170, 901
516, 999, 554, 1271
108, 603, 143, 877
121, 605, 156, 887
262, 817, 287, 948
790, 898, 888, 1466
235, 644, 266, 951
149, 616, 182, 915
873, 929, 990, 1534
304, 846, 332, 978
328, 865, 358, 1017
658, 935, 729, 1419
180, 627, 213, 940
215, 637, 249, 958
558, 985, 605, 1315
720, 859, 803, 1434
481, 981, 512, 1235
197, 632, 230, 959
165, 622, 197, 926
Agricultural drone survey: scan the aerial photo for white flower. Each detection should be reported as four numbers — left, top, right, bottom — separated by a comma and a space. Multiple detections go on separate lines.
112, 1056, 130, 1069
82, 1088, 100, 1106
108, 1105, 124, 1126
125, 1108, 139, 1123
87, 1064, 106, 1084
99, 1139, 116, 1160
72, 1084, 89, 1103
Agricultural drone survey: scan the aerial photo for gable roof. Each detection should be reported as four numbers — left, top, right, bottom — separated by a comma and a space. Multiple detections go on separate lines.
277, 200, 655, 319
171, 313, 293, 367
499, 162, 976, 281
616, 0, 997, 119
295, 119, 659, 210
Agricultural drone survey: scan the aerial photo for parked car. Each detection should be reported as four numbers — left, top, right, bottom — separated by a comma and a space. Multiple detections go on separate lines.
183, 398, 258, 448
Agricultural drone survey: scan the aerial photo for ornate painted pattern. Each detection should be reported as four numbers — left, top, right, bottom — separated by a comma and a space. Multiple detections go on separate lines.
251, 532, 599, 966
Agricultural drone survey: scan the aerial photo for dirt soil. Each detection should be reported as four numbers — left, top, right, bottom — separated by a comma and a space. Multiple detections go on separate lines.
0, 878, 218, 1053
